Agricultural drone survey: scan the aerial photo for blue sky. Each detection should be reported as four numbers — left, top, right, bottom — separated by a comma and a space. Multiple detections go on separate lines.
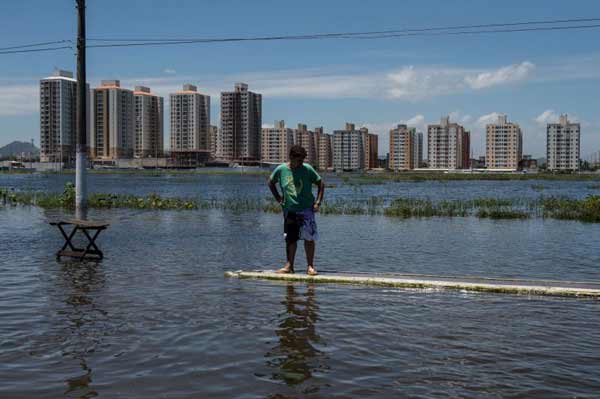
1, 0, 600, 158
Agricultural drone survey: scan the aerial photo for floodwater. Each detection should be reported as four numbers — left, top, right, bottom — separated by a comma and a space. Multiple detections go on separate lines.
1, 172, 600, 398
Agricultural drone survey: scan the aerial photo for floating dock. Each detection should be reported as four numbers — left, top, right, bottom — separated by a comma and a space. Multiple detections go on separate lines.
225, 270, 600, 298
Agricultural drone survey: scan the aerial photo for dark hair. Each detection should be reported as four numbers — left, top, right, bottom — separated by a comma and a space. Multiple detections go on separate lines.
289, 145, 307, 159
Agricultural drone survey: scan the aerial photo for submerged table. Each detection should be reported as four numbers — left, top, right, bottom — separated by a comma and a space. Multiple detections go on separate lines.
50, 219, 109, 260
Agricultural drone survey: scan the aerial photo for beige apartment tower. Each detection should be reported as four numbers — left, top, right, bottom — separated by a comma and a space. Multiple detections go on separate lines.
261, 120, 294, 163
170, 84, 210, 151
389, 124, 415, 170
547, 115, 580, 171
91, 80, 135, 160
134, 86, 164, 158
294, 123, 317, 166
427, 116, 469, 169
314, 127, 333, 171
486, 114, 522, 170
218, 83, 262, 161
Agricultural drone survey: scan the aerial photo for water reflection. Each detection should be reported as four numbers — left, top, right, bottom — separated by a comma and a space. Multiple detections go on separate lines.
58, 261, 107, 398
266, 283, 327, 392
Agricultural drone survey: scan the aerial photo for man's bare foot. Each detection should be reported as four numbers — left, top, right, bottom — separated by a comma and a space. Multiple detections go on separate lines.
307, 266, 318, 276
276, 266, 294, 274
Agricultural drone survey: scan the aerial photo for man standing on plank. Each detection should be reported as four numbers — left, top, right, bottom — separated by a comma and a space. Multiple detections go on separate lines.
268, 145, 325, 275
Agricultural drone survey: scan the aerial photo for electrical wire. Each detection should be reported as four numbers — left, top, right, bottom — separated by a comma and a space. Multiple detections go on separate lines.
1, 17, 600, 55
0, 46, 72, 55
87, 17, 600, 43
0, 40, 71, 51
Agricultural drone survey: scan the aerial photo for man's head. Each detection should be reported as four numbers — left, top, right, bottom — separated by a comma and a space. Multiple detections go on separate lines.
289, 145, 307, 168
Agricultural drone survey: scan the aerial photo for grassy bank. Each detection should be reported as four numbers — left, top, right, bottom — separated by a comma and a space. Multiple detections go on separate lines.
3, 184, 600, 223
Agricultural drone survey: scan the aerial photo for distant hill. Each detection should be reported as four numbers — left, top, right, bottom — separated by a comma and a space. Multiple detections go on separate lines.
0, 141, 39, 158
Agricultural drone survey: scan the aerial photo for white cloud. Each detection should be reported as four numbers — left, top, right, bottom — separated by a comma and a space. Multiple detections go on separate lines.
163, 68, 176, 75
0, 84, 38, 116
262, 123, 274, 129
476, 112, 502, 127
534, 109, 559, 125
465, 62, 535, 90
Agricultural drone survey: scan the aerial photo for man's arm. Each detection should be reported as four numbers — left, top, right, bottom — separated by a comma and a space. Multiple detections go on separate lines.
268, 179, 283, 204
313, 180, 325, 212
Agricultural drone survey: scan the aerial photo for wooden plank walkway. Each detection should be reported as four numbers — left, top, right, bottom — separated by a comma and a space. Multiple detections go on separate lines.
224, 270, 600, 298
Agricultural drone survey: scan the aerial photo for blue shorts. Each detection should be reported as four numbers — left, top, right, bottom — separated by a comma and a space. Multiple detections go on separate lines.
283, 208, 319, 242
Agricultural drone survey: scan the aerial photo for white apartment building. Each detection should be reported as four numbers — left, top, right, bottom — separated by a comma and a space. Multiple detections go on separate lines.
40, 69, 89, 163
261, 120, 294, 163
547, 115, 580, 171
427, 116, 468, 169
486, 114, 522, 170
134, 86, 164, 158
170, 84, 210, 152
333, 123, 367, 171
91, 80, 135, 160
218, 83, 262, 161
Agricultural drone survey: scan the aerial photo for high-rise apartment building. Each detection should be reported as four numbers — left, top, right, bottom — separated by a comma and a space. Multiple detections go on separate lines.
367, 133, 378, 169
40, 70, 89, 163
169, 84, 210, 152
314, 127, 332, 171
218, 83, 262, 161
133, 86, 164, 158
547, 115, 580, 171
208, 125, 218, 158
389, 124, 415, 170
427, 116, 469, 169
261, 120, 294, 163
414, 132, 423, 168
485, 114, 522, 170
294, 123, 317, 166
333, 123, 367, 171
91, 80, 135, 160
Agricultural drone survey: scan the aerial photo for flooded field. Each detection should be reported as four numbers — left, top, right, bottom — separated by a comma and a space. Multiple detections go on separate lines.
1, 172, 600, 398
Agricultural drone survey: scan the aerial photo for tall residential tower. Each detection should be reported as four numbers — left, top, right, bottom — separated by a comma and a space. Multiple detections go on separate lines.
134, 86, 164, 158
91, 80, 135, 160
169, 84, 210, 152
218, 83, 262, 161
547, 115, 580, 171
427, 116, 469, 169
486, 114, 522, 170
40, 70, 88, 163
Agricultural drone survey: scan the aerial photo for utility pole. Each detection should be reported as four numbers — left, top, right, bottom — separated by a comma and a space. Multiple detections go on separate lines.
75, 0, 87, 218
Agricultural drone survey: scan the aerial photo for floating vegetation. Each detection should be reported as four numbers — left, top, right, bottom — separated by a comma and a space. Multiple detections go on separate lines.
531, 184, 546, 191
324, 183, 337, 188
588, 184, 600, 190
3, 184, 600, 223
541, 196, 600, 223
477, 208, 530, 219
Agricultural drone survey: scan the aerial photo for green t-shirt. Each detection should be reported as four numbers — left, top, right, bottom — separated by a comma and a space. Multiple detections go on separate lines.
270, 163, 322, 211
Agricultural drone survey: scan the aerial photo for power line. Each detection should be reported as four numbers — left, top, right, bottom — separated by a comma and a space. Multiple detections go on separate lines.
1, 16, 600, 55
0, 46, 72, 55
0, 40, 71, 51
87, 16, 600, 42
83, 23, 600, 49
